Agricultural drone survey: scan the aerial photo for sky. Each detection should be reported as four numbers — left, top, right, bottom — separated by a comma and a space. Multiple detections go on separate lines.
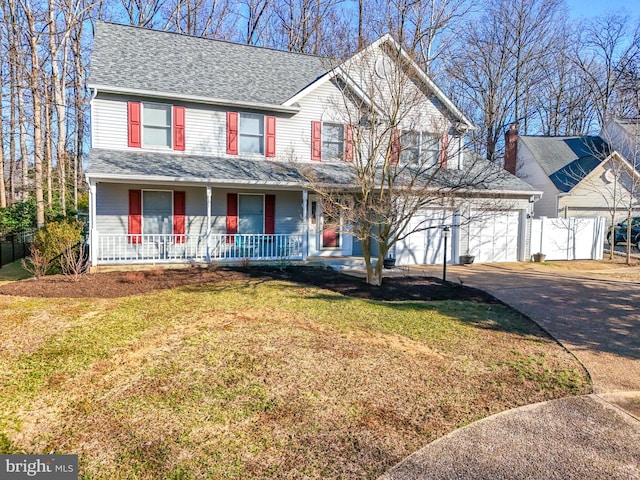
565, 0, 640, 20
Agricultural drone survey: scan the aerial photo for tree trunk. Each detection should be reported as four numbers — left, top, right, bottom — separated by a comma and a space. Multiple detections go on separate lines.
44, 85, 53, 209
26, 8, 45, 227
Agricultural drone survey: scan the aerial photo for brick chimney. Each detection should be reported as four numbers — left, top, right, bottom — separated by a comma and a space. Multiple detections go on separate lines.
504, 124, 519, 175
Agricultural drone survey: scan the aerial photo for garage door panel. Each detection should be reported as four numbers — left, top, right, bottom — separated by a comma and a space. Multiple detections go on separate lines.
396, 210, 453, 266
470, 211, 519, 263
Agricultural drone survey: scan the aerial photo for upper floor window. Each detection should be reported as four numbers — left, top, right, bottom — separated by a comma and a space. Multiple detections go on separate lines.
128, 101, 185, 151
239, 113, 264, 154
143, 103, 172, 148
227, 112, 276, 157
322, 123, 345, 160
400, 131, 439, 165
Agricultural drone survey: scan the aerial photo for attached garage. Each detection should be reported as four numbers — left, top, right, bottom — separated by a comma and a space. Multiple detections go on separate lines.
395, 210, 455, 266
468, 210, 520, 263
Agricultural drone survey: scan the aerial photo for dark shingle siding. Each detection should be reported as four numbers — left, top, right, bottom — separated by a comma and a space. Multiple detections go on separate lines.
89, 22, 329, 105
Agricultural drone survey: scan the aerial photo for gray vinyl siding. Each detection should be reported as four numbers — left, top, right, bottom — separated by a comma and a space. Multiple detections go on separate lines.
517, 141, 559, 217
97, 184, 303, 237
92, 97, 128, 150
96, 183, 208, 236
211, 189, 304, 235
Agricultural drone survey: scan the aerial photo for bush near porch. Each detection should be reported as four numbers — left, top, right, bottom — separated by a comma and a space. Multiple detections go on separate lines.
0, 268, 589, 479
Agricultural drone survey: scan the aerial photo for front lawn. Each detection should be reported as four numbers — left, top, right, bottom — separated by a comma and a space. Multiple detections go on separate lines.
0, 271, 590, 479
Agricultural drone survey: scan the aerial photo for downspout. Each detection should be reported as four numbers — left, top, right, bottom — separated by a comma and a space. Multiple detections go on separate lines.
88, 87, 99, 268
89, 87, 98, 149
556, 193, 570, 218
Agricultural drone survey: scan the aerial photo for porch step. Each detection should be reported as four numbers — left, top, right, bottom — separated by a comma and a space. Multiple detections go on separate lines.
305, 256, 372, 270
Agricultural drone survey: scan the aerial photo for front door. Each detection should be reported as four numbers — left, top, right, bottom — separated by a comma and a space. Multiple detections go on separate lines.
321, 208, 340, 248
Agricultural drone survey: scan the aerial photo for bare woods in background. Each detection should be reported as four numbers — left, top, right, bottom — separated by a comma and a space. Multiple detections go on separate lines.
0, 0, 638, 229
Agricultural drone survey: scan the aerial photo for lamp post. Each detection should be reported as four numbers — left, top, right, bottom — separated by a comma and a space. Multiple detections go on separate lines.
442, 226, 451, 282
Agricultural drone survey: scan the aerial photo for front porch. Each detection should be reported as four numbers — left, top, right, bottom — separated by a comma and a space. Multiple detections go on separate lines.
95, 233, 304, 264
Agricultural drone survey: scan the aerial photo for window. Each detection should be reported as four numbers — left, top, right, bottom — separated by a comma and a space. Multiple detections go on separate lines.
143, 103, 172, 148
238, 194, 264, 234
143, 190, 173, 234
239, 113, 264, 154
400, 131, 439, 165
322, 123, 344, 160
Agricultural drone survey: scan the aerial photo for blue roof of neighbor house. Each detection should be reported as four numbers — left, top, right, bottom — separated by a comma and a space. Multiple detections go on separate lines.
519, 136, 611, 192
89, 21, 329, 106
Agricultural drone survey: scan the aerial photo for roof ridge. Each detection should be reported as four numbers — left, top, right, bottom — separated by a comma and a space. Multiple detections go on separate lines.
96, 20, 329, 60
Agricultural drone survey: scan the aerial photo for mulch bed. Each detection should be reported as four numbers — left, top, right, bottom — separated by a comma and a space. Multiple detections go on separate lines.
0, 266, 500, 303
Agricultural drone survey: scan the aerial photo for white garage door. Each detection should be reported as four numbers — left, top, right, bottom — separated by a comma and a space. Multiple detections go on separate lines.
469, 210, 520, 263
395, 210, 453, 266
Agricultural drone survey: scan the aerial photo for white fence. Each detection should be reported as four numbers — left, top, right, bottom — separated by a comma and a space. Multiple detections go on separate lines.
530, 217, 605, 261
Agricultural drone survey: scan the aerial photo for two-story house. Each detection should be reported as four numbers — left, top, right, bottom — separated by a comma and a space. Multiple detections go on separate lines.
87, 22, 537, 267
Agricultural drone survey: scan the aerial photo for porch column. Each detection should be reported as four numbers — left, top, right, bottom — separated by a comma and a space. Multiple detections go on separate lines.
89, 180, 98, 266
206, 186, 212, 263
302, 189, 308, 260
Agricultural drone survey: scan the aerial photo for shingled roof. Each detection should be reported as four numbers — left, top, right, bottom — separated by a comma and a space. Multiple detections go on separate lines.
87, 149, 535, 194
519, 135, 611, 192
89, 22, 329, 106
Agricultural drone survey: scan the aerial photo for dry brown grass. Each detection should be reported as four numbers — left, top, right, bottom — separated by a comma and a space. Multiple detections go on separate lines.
122, 271, 145, 284
0, 280, 589, 479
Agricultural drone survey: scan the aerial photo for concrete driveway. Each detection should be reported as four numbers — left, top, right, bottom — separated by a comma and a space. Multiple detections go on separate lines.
379, 262, 640, 480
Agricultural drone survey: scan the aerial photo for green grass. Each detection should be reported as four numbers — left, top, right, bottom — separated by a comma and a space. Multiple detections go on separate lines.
0, 260, 30, 283
0, 279, 590, 479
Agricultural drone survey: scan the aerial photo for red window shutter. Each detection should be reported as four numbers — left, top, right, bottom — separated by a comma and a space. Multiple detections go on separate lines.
311, 121, 322, 161
265, 116, 276, 157
128, 102, 141, 148
227, 112, 238, 155
173, 106, 185, 151
344, 124, 354, 162
128, 189, 142, 243
173, 191, 186, 243
440, 132, 449, 168
390, 128, 400, 165
265, 195, 275, 234
226, 193, 238, 242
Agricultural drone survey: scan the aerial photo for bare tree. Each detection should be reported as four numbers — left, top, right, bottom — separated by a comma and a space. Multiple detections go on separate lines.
296, 41, 511, 285
121, 0, 165, 27
23, 0, 46, 227
573, 14, 640, 126
447, 0, 564, 162
162, 0, 235, 38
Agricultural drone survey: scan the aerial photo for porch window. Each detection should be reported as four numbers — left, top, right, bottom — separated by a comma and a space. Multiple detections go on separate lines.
143, 190, 173, 234
238, 194, 264, 234
322, 123, 344, 160
143, 103, 172, 148
400, 131, 439, 165
239, 113, 264, 154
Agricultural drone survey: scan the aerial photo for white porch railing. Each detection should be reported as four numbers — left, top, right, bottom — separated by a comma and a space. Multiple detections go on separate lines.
96, 233, 304, 264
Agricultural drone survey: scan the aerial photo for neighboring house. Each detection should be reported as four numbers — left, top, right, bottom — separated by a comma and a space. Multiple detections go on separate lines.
506, 122, 640, 221
87, 22, 537, 267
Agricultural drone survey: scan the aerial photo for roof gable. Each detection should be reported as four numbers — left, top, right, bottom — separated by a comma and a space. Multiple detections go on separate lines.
89, 22, 328, 106
284, 35, 474, 130
519, 136, 610, 192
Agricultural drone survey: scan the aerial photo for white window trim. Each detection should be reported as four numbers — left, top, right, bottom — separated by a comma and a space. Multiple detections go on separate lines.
142, 102, 173, 150
401, 130, 439, 165
141, 189, 174, 235
238, 193, 266, 234
239, 113, 265, 156
322, 122, 345, 161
